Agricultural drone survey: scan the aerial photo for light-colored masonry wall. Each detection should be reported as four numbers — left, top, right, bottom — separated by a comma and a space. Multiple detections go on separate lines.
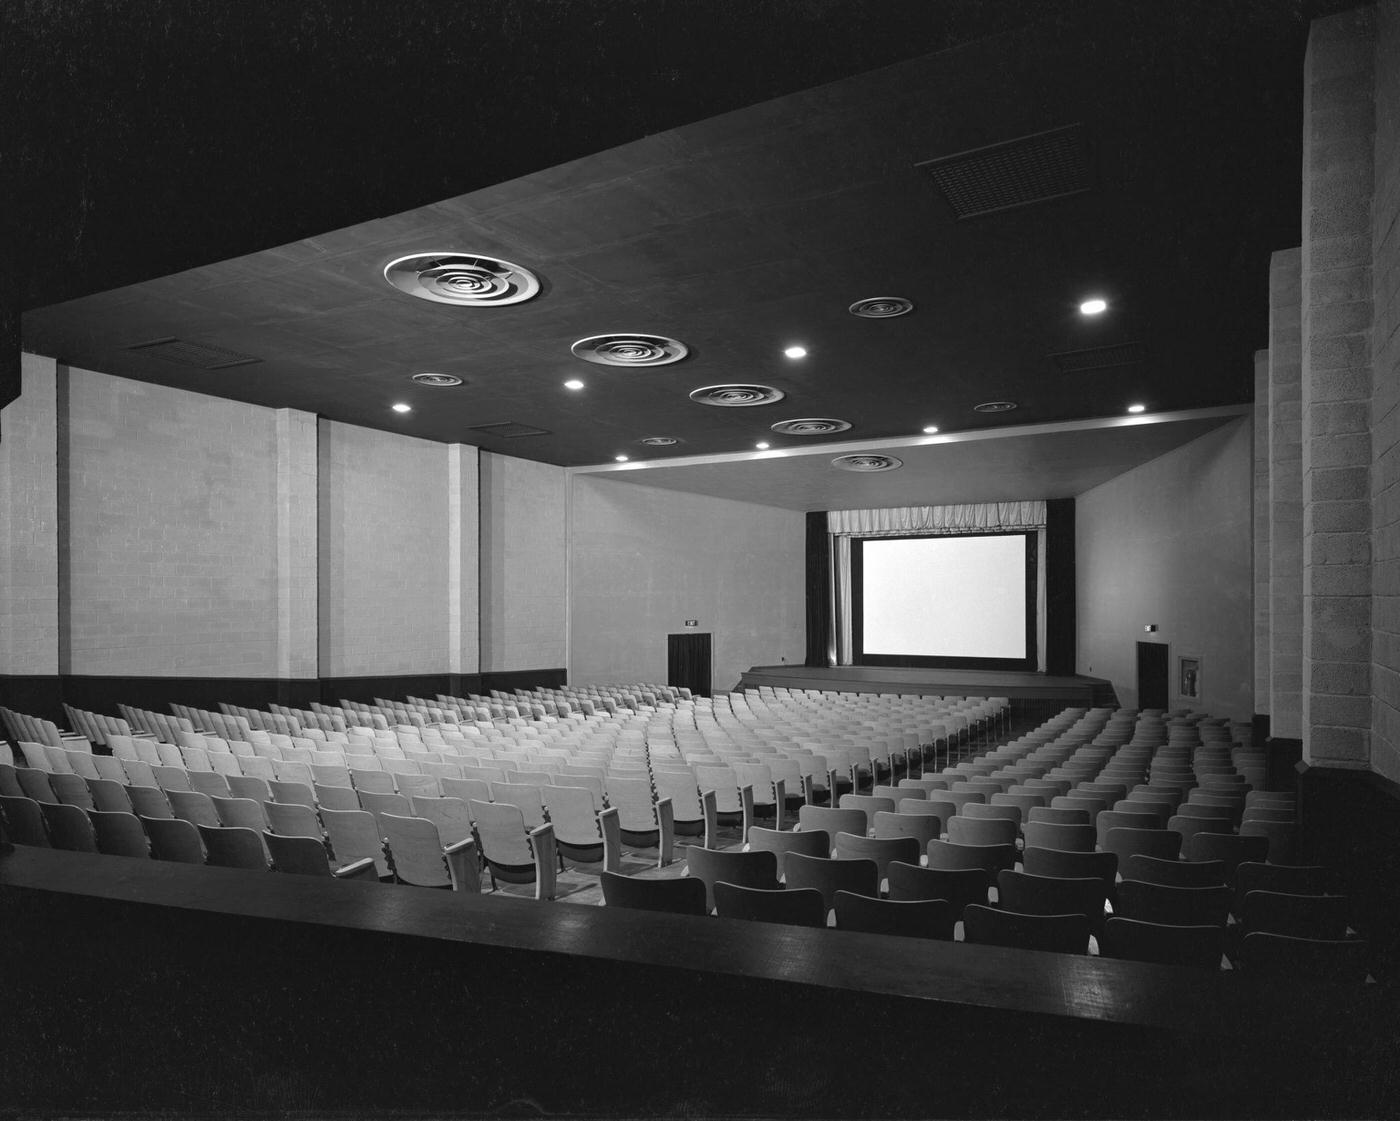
62, 366, 315, 677
0, 353, 59, 675
1076, 420, 1255, 721
569, 475, 806, 693
318, 419, 465, 678
480, 452, 568, 674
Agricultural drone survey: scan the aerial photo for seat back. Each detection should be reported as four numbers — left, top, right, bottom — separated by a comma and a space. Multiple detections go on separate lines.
962, 905, 1090, 954
886, 860, 989, 912
832, 832, 920, 886
470, 799, 536, 869
1116, 879, 1232, 927
1238, 932, 1369, 980
600, 871, 707, 916
1021, 846, 1117, 889
833, 891, 954, 940
541, 785, 605, 848
746, 826, 830, 878
1181, 831, 1268, 878
167, 789, 220, 829
713, 882, 825, 928
408, 795, 474, 846
1023, 822, 1097, 856
265, 831, 335, 877
653, 770, 705, 823
319, 807, 390, 878
85, 777, 133, 814
143, 816, 205, 863
226, 775, 272, 803
1240, 890, 1349, 940
947, 815, 1018, 848
796, 805, 867, 846
489, 782, 547, 829
198, 824, 268, 869
1102, 827, 1182, 863
48, 772, 95, 810
1122, 854, 1226, 888
926, 838, 1016, 875
126, 784, 173, 820
441, 776, 494, 805
1027, 806, 1091, 827
16, 768, 57, 804
264, 800, 322, 839
381, 813, 452, 887
1102, 917, 1224, 970
872, 810, 942, 849
997, 870, 1106, 927
40, 801, 98, 851
781, 852, 877, 915
90, 810, 150, 857
603, 777, 659, 834
684, 845, 780, 913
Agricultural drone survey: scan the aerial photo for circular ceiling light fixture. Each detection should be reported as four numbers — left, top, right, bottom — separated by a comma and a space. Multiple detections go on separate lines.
783, 345, 808, 359
1079, 297, 1108, 316
614, 455, 630, 463
410, 372, 463, 387
391, 403, 412, 413
769, 418, 852, 437
922, 425, 940, 434
571, 333, 688, 367
639, 436, 681, 447
849, 296, 914, 319
1127, 403, 1147, 414
973, 400, 1019, 414
755, 441, 771, 450
563, 379, 585, 391
832, 453, 903, 472
383, 252, 541, 306
689, 384, 786, 407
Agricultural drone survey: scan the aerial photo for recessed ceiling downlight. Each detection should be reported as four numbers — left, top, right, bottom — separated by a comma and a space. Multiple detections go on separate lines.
383, 252, 540, 306
572, 333, 688, 367
770, 418, 852, 436
410, 372, 463, 387
689, 384, 786, 407
849, 296, 914, 319
973, 400, 1019, 414
832, 454, 903, 472
639, 436, 681, 446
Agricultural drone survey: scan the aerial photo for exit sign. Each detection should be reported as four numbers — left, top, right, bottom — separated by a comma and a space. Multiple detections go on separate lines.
684, 619, 698, 627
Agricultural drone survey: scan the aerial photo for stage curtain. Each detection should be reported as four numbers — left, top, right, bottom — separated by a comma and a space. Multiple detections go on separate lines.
804, 512, 832, 666
828, 501, 1045, 536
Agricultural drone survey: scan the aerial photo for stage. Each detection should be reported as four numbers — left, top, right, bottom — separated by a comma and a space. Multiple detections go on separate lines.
736, 664, 1117, 717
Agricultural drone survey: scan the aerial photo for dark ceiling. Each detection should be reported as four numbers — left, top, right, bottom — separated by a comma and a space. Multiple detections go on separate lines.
9, 0, 1356, 471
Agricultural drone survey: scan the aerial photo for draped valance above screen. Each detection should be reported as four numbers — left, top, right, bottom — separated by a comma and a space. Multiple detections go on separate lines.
827, 501, 1047, 537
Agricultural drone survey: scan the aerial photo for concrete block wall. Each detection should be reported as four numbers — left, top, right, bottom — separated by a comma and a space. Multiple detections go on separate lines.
1269, 249, 1306, 739
63, 367, 292, 676
569, 475, 806, 693
1075, 420, 1254, 721
1372, 0, 1400, 781
317, 419, 454, 678
1253, 350, 1272, 713
1302, 7, 1376, 768
0, 354, 59, 675
479, 452, 567, 674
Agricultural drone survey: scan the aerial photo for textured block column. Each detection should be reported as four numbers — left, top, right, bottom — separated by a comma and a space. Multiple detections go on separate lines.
0, 354, 60, 676
274, 409, 319, 681
1370, 0, 1400, 782
1269, 248, 1305, 740
446, 444, 480, 677
1302, 8, 1376, 767
1253, 349, 1272, 718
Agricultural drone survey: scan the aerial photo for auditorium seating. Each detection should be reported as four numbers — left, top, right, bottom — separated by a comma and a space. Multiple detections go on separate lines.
0, 696, 1376, 984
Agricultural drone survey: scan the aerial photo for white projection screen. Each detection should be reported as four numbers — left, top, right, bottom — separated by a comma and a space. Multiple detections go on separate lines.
854, 533, 1035, 668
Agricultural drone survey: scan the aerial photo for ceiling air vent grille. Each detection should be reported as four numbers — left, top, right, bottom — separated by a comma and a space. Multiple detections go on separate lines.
918, 124, 1091, 220
467, 421, 551, 439
125, 337, 261, 369
1050, 341, 1145, 374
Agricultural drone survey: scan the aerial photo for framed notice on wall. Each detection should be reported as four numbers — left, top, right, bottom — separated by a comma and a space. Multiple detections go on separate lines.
1178, 655, 1201, 700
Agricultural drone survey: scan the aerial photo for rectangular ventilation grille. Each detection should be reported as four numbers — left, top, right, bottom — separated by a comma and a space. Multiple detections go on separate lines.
467, 421, 552, 439
125, 337, 262, 369
1050, 341, 1146, 374
918, 124, 1091, 220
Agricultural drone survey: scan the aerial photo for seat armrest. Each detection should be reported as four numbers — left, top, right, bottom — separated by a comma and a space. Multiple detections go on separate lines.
599, 805, 622, 873
332, 857, 379, 880
656, 796, 675, 868
528, 823, 557, 901
444, 836, 482, 893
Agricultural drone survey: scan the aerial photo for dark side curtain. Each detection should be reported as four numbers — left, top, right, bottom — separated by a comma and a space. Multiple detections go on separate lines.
804, 511, 831, 667
1044, 497, 1076, 675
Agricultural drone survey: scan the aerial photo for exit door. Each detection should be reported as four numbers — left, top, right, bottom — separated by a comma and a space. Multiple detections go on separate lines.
1136, 641, 1169, 710
668, 633, 712, 698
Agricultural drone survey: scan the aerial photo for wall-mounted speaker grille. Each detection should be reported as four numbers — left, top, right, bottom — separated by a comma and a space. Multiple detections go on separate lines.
125, 337, 262, 369
918, 124, 1091, 220
467, 421, 551, 439
1049, 341, 1145, 373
